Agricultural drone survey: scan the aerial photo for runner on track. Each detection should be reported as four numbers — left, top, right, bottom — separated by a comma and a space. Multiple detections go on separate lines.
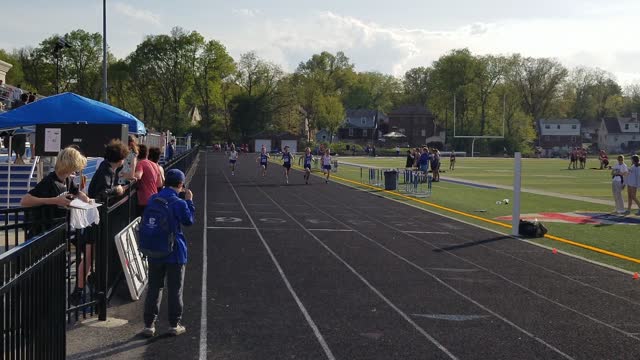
303, 147, 315, 185
281, 146, 294, 184
256, 146, 270, 177
321, 149, 332, 183
229, 145, 238, 175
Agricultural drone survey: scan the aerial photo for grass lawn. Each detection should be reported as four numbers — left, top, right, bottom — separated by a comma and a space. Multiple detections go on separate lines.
309, 156, 640, 273
342, 156, 617, 200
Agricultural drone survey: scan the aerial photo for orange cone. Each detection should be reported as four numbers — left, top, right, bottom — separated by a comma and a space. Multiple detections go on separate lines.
633, 273, 639, 280
552, 248, 558, 255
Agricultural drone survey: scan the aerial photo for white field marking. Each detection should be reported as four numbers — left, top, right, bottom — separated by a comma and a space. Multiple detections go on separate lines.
207, 226, 255, 230
198, 153, 209, 360
402, 231, 450, 235
255, 187, 459, 360
307, 229, 354, 232
306, 190, 640, 343
411, 314, 490, 321
222, 172, 336, 360
289, 192, 575, 360
428, 268, 480, 273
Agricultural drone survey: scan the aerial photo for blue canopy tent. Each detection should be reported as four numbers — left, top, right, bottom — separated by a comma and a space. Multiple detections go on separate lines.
0, 92, 146, 134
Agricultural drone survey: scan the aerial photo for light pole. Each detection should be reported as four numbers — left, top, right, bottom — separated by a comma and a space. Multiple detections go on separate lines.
102, 0, 108, 104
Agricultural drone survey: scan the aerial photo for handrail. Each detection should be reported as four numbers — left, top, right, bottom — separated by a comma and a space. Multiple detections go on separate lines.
27, 155, 40, 191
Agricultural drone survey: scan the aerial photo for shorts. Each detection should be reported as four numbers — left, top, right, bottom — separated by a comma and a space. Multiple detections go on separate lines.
323, 165, 332, 171
304, 164, 312, 170
260, 162, 268, 169
229, 160, 237, 164
419, 164, 428, 172
431, 161, 439, 171
283, 163, 291, 170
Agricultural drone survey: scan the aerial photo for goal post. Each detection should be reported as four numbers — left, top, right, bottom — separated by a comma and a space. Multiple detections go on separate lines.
452, 95, 506, 158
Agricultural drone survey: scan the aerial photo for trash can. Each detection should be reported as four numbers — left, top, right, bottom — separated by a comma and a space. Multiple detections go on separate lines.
384, 170, 398, 190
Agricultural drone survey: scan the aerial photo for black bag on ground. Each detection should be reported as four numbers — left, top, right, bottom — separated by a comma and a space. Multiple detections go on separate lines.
518, 219, 548, 238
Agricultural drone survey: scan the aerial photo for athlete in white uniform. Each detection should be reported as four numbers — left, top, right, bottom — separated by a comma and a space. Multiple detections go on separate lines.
321, 149, 332, 183
229, 145, 238, 175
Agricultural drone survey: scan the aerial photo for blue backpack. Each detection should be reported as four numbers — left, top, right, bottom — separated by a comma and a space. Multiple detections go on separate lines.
138, 196, 179, 259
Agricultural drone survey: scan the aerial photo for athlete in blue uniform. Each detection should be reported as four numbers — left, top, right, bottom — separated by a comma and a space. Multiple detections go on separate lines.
256, 146, 270, 177
281, 146, 294, 184
303, 147, 314, 185
321, 149, 332, 183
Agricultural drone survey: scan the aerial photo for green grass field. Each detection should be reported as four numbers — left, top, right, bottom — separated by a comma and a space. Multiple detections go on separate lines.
315, 156, 640, 273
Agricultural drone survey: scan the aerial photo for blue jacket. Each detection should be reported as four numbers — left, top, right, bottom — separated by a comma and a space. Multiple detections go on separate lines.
418, 153, 431, 166
148, 187, 195, 264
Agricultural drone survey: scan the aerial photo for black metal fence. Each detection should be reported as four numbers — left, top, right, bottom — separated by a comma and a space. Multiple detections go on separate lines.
0, 223, 67, 359
0, 146, 200, 358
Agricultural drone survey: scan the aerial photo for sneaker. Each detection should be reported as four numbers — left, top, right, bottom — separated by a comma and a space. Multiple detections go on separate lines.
286, 178, 289, 184
142, 326, 156, 338
168, 324, 186, 336
232, 171, 234, 176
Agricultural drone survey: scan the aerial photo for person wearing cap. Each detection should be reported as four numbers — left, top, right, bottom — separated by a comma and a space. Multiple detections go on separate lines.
142, 169, 195, 338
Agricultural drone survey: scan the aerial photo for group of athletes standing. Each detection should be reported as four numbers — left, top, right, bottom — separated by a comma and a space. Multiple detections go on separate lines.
225, 144, 333, 184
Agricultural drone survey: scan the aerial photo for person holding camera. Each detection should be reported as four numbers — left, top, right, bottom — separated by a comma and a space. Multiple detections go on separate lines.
142, 169, 195, 337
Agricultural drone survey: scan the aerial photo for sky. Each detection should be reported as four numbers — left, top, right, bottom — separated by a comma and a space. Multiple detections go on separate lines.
1, 0, 638, 85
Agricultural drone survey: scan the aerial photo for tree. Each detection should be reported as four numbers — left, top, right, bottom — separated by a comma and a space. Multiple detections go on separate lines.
192, 40, 235, 142
314, 94, 345, 142
513, 57, 568, 121
343, 71, 400, 112
402, 67, 432, 106
0, 49, 24, 86
471, 55, 511, 135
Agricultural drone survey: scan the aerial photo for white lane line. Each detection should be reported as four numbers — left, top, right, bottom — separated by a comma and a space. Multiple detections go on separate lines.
308, 229, 354, 232
255, 186, 459, 360
403, 231, 450, 235
412, 314, 490, 321
222, 172, 336, 360
207, 226, 255, 230
291, 192, 575, 360
199, 152, 209, 360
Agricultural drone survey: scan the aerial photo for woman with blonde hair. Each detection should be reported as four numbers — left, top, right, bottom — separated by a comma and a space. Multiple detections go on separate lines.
119, 135, 139, 185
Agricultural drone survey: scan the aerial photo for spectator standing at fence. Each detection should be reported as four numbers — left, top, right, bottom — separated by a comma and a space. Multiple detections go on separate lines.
142, 169, 195, 337
20, 146, 90, 228
119, 136, 138, 185
418, 147, 430, 173
431, 148, 441, 182
396, 145, 401, 157
89, 140, 127, 203
135, 144, 160, 217
405, 150, 414, 169
148, 147, 165, 191
11, 132, 27, 165
166, 139, 175, 162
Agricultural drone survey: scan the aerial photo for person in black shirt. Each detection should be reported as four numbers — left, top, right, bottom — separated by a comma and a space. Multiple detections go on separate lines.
88, 140, 128, 203
21, 146, 90, 209
405, 150, 415, 169
21, 147, 91, 305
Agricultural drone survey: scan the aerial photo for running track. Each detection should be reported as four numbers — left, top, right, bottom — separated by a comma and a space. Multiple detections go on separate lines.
140, 151, 640, 359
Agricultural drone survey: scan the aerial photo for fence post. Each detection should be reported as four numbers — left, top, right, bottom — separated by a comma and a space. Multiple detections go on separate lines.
97, 203, 109, 321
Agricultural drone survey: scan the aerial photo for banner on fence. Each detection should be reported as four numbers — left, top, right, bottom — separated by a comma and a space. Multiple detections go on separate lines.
114, 217, 148, 300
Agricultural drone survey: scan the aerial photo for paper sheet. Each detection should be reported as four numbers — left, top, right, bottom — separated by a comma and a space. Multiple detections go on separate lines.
69, 198, 102, 210
44, 128, 61, 153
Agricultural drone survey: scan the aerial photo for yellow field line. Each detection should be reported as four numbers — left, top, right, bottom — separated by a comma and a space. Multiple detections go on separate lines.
328, 172, 640, 266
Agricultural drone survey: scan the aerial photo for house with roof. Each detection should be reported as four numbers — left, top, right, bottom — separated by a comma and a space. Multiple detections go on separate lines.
598, 115, 640, 153
387, 105, 440, 147
336, 109, 387, 142
537, 119, 582, 155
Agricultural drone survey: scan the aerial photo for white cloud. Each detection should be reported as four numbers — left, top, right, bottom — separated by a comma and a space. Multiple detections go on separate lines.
113, 2, 161, 26
232, 8, 260, 17
220, 10, 640, 85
